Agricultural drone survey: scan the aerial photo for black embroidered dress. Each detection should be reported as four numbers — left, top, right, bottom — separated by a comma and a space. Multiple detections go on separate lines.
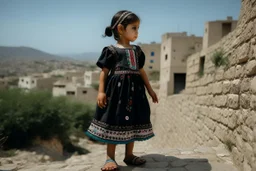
85, 45, 154, 144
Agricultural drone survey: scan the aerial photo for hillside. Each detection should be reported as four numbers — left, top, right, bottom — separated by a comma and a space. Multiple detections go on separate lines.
0, 46, 67, 60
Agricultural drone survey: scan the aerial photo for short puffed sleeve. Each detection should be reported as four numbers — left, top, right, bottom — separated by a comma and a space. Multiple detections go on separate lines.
137, 46, 145, 69
96, 47, 115, 70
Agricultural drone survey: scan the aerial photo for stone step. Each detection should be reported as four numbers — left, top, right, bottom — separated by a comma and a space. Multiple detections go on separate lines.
0, 141, 239, 171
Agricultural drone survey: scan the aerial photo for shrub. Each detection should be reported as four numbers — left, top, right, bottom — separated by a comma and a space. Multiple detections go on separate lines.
0, 88, 94, 149
211, 49, 229, 68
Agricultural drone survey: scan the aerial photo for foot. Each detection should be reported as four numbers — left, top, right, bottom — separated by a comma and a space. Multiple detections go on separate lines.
123, 155, 146, 166
101, 158, 119, 171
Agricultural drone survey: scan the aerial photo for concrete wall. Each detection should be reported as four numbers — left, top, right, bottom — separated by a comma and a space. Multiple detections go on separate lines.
76, 87, 98, 104
84, 71, 100, 88
18, 77, 37, 89
139, 43, 161, 73
153, 1, 256, 170
36, 78, 57, 91
159, 33, 202, 96
203, 18, 237, 49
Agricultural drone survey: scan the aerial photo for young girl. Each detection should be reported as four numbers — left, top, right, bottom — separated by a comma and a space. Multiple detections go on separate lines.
85, 10, 158, 171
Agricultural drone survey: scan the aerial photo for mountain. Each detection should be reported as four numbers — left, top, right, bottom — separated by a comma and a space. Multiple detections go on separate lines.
59, 52, 100, 62
0, 46, 66, 60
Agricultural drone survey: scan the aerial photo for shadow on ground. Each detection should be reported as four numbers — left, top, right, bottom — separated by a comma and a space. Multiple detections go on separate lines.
117, 154, 211, 171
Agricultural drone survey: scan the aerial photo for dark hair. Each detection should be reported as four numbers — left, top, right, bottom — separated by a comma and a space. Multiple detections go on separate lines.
104, 10, 140, 40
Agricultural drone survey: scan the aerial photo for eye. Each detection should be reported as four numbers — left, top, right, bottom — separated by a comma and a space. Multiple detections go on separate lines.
132, 26, 137, 30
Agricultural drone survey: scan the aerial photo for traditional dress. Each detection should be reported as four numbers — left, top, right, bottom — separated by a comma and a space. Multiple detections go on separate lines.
85, 45, 154, 144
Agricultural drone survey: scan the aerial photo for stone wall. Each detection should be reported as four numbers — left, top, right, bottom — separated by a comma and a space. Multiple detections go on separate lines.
152, 1, 256, 171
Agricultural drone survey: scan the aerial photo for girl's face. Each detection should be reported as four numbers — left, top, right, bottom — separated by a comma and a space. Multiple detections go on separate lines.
121, 21, 140, 42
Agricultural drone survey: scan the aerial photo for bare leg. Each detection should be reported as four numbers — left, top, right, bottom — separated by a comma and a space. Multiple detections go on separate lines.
101, 144, 118, 171
124, 142, 146, 165
125, 142, 134, 156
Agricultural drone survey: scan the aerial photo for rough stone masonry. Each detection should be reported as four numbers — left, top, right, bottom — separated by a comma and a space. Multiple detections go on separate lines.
152, 0, 256, 171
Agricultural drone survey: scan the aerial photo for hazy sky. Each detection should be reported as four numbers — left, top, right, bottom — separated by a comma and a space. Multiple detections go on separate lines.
0, 0, 241, 54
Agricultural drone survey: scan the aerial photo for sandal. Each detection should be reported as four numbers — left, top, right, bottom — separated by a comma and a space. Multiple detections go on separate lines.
123, 155, 146, 166
101, 158, 119, 171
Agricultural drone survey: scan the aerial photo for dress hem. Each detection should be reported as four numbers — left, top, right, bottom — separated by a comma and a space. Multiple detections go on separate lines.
85, 131, 154, 144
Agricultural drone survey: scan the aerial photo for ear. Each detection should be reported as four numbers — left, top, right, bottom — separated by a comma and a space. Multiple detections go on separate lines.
117, 24, 124, 35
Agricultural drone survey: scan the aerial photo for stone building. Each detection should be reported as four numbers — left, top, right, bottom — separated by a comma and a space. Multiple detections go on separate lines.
84, 71, 100, 88
18, 75, 57, 91
159, 32, 202, 96
203, 16, 237, 49
0, 78, 8, 89
61, 71, 84, 86
52, 80, 97, 104
153, 1, 256, 170
138, 42, 161, 74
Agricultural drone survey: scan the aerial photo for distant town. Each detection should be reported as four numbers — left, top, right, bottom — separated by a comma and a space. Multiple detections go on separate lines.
0, 16, 237, 104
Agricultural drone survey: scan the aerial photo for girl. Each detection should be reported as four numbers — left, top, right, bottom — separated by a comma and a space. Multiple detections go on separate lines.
85, 10, 158, 171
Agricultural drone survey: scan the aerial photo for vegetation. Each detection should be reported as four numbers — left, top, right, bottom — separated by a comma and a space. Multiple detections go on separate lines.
211, 49, 229, 68
224, 139, 234, 152
197, 69, 204, 78
0, 88, 94, 149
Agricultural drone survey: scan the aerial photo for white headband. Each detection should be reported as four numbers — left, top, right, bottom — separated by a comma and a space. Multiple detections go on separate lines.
111, 11, 133, 29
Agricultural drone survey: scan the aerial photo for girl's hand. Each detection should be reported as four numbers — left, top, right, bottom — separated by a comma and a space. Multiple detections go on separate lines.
148, 89, 158, 103
97, 92, 107, 108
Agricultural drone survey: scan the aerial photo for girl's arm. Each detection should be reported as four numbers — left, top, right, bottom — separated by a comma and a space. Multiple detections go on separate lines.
97, 68, 110, 108
98, 68, 110, 93
139, 68, 158, 103
139, 68, 153, 92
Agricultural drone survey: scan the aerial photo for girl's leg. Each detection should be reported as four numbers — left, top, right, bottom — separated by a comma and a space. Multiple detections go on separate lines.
124, 142, 146, 165
102, 144, 118, 170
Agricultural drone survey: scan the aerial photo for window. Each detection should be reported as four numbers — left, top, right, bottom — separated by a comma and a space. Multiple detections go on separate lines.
32, 80, 35, 84
151, 52, 155, 56
67, 91, 75, 95
83, 90, 87, 94
150, 60, 154, 63
54, 85, 66, 88
199, 56, 205, 75
149, 66, 153, 69
222, 23, 232, 37
165, 54, 168, 60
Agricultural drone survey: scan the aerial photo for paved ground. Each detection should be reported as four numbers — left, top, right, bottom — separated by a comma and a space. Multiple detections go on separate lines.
0, 138, 239, 171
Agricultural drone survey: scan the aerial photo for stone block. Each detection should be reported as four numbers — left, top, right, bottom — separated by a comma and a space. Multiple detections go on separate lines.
212, 82, 222, 95
250, 95, 256, 109
245, 60, 256, 76
250, 77, 256, 94
241, 78, 251, 92
250, 43, 256, 60
214, 95, 227, 107
237, 43, 250, 64
227, 94, 239, 109
240, 93, 251, 109
235, 65, 244, 78
245, 110, 256, 130
215, 68, 224, 81
224, 67, 236, 80
222, 81, 231, 94
230, 80, 241, 94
